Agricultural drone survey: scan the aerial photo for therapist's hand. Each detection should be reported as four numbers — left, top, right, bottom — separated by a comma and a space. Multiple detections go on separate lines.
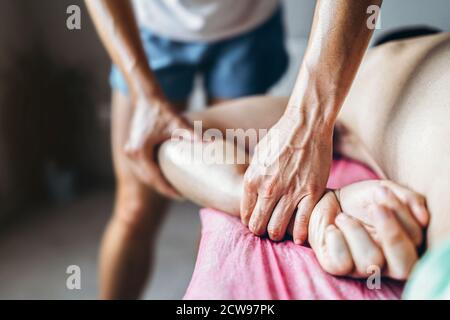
241, 0, 382, 244
241, 107, 333, 243
125, 92, 195, 199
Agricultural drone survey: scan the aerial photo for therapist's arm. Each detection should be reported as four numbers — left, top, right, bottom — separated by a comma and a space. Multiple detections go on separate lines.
241, 0, 382, 243
85, 0, 194, 199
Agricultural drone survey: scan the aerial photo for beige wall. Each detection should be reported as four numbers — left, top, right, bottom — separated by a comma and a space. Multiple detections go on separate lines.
283, 0, 450, 39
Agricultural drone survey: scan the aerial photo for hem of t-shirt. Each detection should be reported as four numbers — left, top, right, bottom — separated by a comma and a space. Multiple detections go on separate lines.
137, 4, 280, 43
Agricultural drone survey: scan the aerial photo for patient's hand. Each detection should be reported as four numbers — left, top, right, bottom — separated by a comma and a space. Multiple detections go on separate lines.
308, 180, 429, 280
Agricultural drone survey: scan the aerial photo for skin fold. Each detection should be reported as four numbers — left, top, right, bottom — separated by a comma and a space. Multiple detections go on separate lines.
158, 33, 450, 279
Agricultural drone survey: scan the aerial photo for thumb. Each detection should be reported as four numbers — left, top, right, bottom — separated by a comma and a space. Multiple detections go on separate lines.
293, 194, 317, 244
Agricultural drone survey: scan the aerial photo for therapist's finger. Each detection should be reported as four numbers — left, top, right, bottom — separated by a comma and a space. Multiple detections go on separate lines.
287, 215, 295, 236
373, 206, 418, 280
374, 186, 423, 247
248, 195, 278, 237
267, 195, 298, 241
240, 178, 258, 226
293, 194, 317, 244
335, 213, 385, 277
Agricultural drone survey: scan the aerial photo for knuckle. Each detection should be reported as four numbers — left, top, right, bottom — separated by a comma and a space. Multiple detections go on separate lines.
244, 176, 258, 190
301, 185, 319, 198
243, 169, 253, 180
243, 169, 253, 181
244, 182, 255, 193
308, 184, 322, 195
261, 182, 280, 199
261, 189, 276, 199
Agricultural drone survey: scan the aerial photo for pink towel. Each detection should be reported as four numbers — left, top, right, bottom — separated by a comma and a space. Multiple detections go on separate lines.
184, 158, 403, 300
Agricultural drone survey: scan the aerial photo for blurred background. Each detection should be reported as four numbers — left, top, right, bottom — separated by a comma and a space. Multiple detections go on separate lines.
0, 0, 449, 299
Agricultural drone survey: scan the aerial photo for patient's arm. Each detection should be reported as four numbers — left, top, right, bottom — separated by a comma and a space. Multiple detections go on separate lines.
158, 136, 428, 280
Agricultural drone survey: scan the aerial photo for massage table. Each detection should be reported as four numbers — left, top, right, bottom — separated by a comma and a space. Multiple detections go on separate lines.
184, 158, 404, 300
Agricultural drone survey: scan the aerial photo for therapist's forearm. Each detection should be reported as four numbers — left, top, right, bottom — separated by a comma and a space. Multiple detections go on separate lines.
288, 0, 382, 130
85, 0, 161, 98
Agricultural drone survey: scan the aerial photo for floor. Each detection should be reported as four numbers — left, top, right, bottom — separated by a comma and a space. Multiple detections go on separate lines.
0, 39, 307, 300
0, 190, 201, 299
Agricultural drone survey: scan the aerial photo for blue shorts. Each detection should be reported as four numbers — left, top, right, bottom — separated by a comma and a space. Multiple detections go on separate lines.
109, 8, 288, 102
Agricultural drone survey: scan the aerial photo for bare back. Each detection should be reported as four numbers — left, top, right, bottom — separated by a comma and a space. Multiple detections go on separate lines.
338, 32, 450, 247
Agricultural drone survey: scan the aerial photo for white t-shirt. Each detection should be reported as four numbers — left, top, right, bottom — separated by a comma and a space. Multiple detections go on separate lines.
132, 0, 280, 42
